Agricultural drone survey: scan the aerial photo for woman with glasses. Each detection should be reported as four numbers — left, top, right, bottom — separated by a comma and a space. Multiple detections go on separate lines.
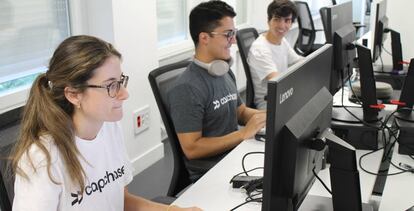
10, 35, 201, 211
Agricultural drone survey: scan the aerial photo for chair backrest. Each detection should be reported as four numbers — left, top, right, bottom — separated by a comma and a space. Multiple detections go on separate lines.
319, 7, 330, 43
148, 60, 192, 197
295, 1, 317, 56
0, 143, 14, 211
236, 27, 259, 108
0, 108, 21, 211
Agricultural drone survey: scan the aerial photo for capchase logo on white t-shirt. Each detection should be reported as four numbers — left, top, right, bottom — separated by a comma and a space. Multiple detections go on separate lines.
71, 165, 125, 206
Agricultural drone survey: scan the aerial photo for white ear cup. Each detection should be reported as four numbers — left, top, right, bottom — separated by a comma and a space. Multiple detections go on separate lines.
193, 57, 233, 77
208, 60, 229, 76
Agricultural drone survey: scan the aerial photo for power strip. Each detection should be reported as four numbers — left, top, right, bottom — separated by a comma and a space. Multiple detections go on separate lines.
231, 175, 262, 188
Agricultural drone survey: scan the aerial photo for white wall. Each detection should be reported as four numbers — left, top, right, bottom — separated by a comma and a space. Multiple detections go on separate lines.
385, 0, 414, 64
111, 1, 163, 176
250, 0, 272, 31
72, 0, 163, 176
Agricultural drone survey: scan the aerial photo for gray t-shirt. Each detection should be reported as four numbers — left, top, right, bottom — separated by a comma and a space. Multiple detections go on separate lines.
168, 62, 242, 180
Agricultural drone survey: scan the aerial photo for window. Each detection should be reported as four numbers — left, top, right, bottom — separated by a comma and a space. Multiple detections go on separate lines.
0, 0, 70, 96
235, 0, 248, 25
156, 0, 188, 47
156, 0, 249, 50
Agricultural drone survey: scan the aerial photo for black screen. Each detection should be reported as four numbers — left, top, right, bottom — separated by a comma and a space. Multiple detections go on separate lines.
262, 44, 333, 211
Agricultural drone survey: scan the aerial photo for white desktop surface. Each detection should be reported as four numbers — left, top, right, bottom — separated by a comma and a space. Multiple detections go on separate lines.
173, 139, 264, 211
173, 139, 383, 211
379, 143, 414, 211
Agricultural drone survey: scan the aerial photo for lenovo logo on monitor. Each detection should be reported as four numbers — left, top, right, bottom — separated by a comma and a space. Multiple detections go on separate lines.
279, 87, 294, 104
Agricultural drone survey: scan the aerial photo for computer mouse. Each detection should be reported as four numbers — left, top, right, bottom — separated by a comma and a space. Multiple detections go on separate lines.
257, 127, 266, 135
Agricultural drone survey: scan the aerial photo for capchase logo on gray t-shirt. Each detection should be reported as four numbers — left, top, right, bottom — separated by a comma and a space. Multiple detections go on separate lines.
212, 93, 237, 110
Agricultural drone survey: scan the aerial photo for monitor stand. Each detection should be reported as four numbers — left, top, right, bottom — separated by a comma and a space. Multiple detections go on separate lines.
331, 107, 384, 150
299, 195, 373, 211
332, 106, 364, 123
373, 69, 406, 90
395, 112, 414, 123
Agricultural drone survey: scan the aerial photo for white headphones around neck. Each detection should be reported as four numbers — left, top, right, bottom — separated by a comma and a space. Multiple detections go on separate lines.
193, 57, 234, 77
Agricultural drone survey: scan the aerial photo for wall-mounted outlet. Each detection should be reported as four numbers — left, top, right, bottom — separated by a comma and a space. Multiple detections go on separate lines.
133, 105, 150, 135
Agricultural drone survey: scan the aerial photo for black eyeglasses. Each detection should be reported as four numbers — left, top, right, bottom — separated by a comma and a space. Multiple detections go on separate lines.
209, 29, 237, 41
82, 74, 129, 98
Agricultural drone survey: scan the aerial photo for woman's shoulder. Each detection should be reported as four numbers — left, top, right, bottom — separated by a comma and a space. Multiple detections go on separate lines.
20, 135, 60, 169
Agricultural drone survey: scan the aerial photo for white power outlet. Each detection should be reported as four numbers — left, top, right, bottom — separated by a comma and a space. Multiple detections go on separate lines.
133, 105, 150, 135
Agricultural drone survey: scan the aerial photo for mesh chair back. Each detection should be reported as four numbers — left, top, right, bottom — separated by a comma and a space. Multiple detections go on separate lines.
236, 28, 259, 108
148, 60, 192, 197
295, 1, 317, 55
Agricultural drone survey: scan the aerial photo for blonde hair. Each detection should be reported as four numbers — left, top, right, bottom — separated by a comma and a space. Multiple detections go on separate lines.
10, 35, 122, 192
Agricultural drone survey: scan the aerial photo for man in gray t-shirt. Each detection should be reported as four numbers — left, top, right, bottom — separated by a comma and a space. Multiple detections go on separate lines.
168, 1, 266, 181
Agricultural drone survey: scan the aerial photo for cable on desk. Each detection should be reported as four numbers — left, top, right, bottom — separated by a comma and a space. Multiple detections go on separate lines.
380, 52, 385, 72
241, 151, 264, 176
228, 152, 265, 211
382, 45, 392, 57
333, 69, 386, 131
246, 192, 262, 202
229, 197, 262, 211
359, 145, 408, 176
312, 166, 332, 194
389, 160, 409, 172
244, 178, 263, 196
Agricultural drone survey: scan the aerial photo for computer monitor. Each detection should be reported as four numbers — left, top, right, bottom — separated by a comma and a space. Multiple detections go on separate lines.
261, 44, 332, 211
356, 44, 381, 122
324, 1, 357, 94
371, 0, 388, 63
395, 58, 414, 122
262, 44, 362, 211
262, 44, 365, 211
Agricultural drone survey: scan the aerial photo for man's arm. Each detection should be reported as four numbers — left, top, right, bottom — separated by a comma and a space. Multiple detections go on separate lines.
177, 130, 244, 160
265, 71, 279, 81
237, 104, 266, 125
177, 104, 266, 160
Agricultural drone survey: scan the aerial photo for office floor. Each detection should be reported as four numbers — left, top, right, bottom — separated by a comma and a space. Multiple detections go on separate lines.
127, 140, 173, 200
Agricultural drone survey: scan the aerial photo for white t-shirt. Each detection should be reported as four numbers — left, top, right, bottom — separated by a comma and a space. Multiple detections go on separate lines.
13, 122, 134, 211
248, 35, 303, 109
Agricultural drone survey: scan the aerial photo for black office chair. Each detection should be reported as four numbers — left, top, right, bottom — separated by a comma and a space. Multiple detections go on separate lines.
319, 7, 330, 43
236, 27, 259, 108
148, 60, 192, 197
294, 1, 325, 56
0, 143, 15, 211
0, 108, 22, 211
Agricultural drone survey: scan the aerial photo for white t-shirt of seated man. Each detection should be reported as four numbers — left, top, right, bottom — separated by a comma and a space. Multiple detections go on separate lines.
248, 35, 303, 109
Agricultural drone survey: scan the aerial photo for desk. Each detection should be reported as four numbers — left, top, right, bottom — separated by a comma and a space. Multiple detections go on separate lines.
173, 139, 383, 211
379, 143, 414, 211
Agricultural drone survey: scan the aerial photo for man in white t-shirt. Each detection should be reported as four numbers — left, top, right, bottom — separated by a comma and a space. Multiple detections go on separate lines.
248, 0, 303, 109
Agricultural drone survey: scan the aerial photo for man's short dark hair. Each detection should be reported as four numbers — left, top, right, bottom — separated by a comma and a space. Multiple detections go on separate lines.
189, 0, 236, 46
267, 0, 297, 22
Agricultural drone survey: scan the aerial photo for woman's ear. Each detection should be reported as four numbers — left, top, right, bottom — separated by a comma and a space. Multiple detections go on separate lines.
64, 87, 83, 108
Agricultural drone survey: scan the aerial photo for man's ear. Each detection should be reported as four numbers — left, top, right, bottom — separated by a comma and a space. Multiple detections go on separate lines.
64, 87, 83, 108
198, 32, 210, 46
